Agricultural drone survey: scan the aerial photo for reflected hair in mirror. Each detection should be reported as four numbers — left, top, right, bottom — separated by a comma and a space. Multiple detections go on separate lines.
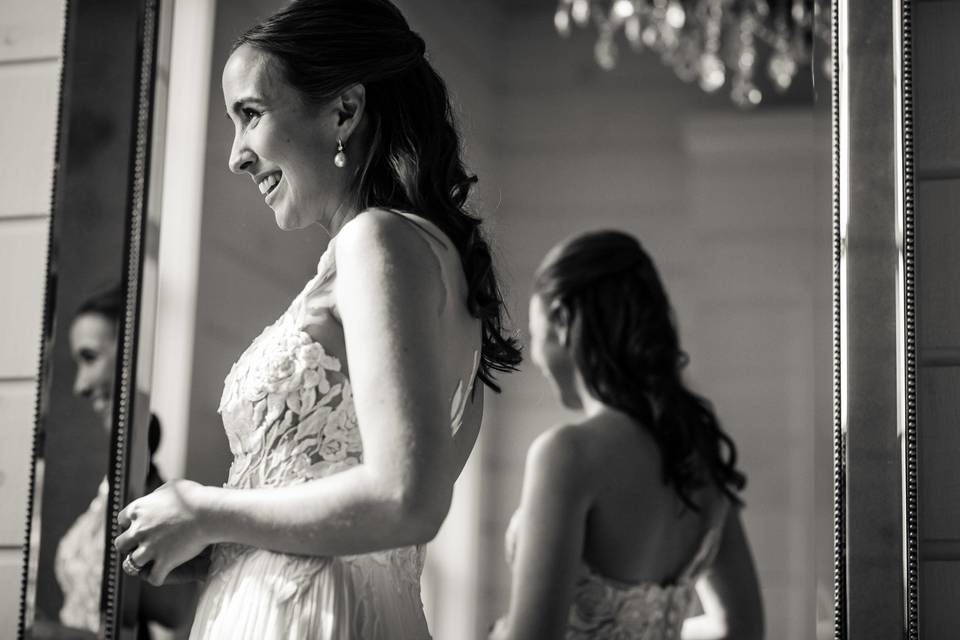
233, 0, 522, 391
72, 283, 123, 326
533, 230, 747, 511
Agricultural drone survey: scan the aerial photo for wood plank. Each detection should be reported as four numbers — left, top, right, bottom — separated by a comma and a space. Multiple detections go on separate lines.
921, 561, 960, 638
0, 62, 60, 218
920, 348, 960, 367
921, 539, 960, 561
915, 1, 960, 175
917, 179, 960, 349
0, 381, 37, 546
0, 0, 64, 63
0, 219, 48, 378
0, 547, 23, 633
919, 367, 960, 539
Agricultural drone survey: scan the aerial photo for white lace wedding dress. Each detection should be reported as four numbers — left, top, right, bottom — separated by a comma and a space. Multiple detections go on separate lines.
499, 499, 729, 640
189, 212, 480, 639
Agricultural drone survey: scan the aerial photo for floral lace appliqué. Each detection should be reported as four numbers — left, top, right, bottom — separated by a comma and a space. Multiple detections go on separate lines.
566, 570, 692, 640
217, 299, 362, 490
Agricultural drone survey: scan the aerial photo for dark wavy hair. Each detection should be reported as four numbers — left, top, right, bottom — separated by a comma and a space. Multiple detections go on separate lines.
73, 283, 123, 326
533, 231, 745, 510
233, 0, 521, 391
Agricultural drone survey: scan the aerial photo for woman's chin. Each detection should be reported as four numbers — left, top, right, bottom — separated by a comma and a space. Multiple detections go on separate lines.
272, 209, 301, 231
272, 205, 317, 231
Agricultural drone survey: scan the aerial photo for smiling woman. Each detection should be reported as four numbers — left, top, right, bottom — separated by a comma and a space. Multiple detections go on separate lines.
70, 306, 119, 427
221, 45, 358, 231
46, 287, 195, 638
111, 0, 520, 638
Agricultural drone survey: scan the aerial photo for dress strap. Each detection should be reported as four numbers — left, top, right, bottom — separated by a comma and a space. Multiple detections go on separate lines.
676, 497, 730, 582
300, 240, 340, 330
379, 208, 453, 254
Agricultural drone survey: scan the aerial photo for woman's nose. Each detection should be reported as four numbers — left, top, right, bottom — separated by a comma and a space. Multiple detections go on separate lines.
228, 137, 256, 174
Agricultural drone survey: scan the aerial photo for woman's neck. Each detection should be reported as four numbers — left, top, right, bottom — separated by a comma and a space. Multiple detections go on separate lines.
573, 369, 609, 418
323, 199, 361, 238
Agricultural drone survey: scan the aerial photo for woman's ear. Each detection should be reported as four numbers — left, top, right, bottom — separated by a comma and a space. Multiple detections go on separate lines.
336, 84, 366, 141
549, 300, 571, 348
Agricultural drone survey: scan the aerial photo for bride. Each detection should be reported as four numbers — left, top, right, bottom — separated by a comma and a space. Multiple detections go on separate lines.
491, 231, 763, 639
112, 0, 520, 637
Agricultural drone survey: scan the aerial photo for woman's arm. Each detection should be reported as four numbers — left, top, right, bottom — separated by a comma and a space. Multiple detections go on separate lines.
681, 507, 764, 640
116, 211, 467, 585
491, 426, 592, 640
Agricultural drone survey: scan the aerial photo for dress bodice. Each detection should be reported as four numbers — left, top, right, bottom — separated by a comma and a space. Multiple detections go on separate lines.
566, 500, 728, 639
503, 499, 728, 640
54, 478, 108, 633
209, 212, 481, 595
217, 214, 480, 492
217, 243, 360, 491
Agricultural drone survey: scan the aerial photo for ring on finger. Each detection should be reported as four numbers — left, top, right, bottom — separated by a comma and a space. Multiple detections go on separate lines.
122, 554, 144, 576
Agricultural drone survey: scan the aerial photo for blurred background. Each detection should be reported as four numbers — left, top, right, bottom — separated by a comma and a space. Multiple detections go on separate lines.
0, 1, 833, 638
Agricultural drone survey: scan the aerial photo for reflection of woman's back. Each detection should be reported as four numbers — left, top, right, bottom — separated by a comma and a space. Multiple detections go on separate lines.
55, 287, 173, 636
492, 232, 763, 639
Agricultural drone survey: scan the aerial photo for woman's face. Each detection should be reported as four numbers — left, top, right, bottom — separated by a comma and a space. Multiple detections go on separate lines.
222, 45, 349, 231
69, 313, 118, 429
529, 294, 582, 410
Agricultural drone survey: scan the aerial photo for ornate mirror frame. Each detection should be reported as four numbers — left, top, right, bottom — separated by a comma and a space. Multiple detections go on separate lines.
19, 0, 936, 636
17, 0, 171, 637
834, 0, 919, 637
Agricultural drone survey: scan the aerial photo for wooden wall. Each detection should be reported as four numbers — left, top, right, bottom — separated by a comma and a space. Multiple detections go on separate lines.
0, 0, 64, 629
915, 1, 960, 636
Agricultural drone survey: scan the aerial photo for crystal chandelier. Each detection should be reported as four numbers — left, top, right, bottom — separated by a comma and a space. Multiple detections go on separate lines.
553, 0, 830, 108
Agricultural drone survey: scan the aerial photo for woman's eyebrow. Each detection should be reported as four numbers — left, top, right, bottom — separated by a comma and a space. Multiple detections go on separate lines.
230, 96, 266, 113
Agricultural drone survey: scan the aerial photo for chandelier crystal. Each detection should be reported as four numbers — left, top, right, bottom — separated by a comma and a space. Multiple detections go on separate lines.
553, 0, 830, 108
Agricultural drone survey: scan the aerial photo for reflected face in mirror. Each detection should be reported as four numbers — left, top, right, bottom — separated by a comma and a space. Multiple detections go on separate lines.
69, 313, 117, 431
528, 294, 582, 411
222, 44, 350, 231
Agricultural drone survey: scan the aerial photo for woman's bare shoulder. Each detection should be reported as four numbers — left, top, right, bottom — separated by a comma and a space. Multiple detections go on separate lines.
528, 423, 592, 469
336, 210, 443, 275
525, 422, 613, 487
336, 208, 421, 251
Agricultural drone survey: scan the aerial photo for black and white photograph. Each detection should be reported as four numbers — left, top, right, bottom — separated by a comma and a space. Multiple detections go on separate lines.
0, 0, 952, 638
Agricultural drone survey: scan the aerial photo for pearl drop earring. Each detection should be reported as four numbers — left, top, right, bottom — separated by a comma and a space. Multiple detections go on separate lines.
334, 138, 347, 168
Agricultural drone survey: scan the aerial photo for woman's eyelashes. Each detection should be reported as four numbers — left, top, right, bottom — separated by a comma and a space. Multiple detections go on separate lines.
226, 107, 262, 128
242, 107, 262, 125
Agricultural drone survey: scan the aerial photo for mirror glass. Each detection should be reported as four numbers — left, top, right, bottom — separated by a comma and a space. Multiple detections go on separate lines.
21, 1, 176, 637
22, 1, 147, 637
24, 1, 834, 638
146, 2, 832, 638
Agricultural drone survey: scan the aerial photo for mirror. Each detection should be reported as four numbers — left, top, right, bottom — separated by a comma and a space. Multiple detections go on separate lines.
21, 0, 834, 637
19, 0, 157, 637
18, 0, 179, 638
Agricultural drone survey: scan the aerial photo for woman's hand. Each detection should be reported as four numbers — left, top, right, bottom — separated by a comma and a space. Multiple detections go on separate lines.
114, 479, 214, 586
